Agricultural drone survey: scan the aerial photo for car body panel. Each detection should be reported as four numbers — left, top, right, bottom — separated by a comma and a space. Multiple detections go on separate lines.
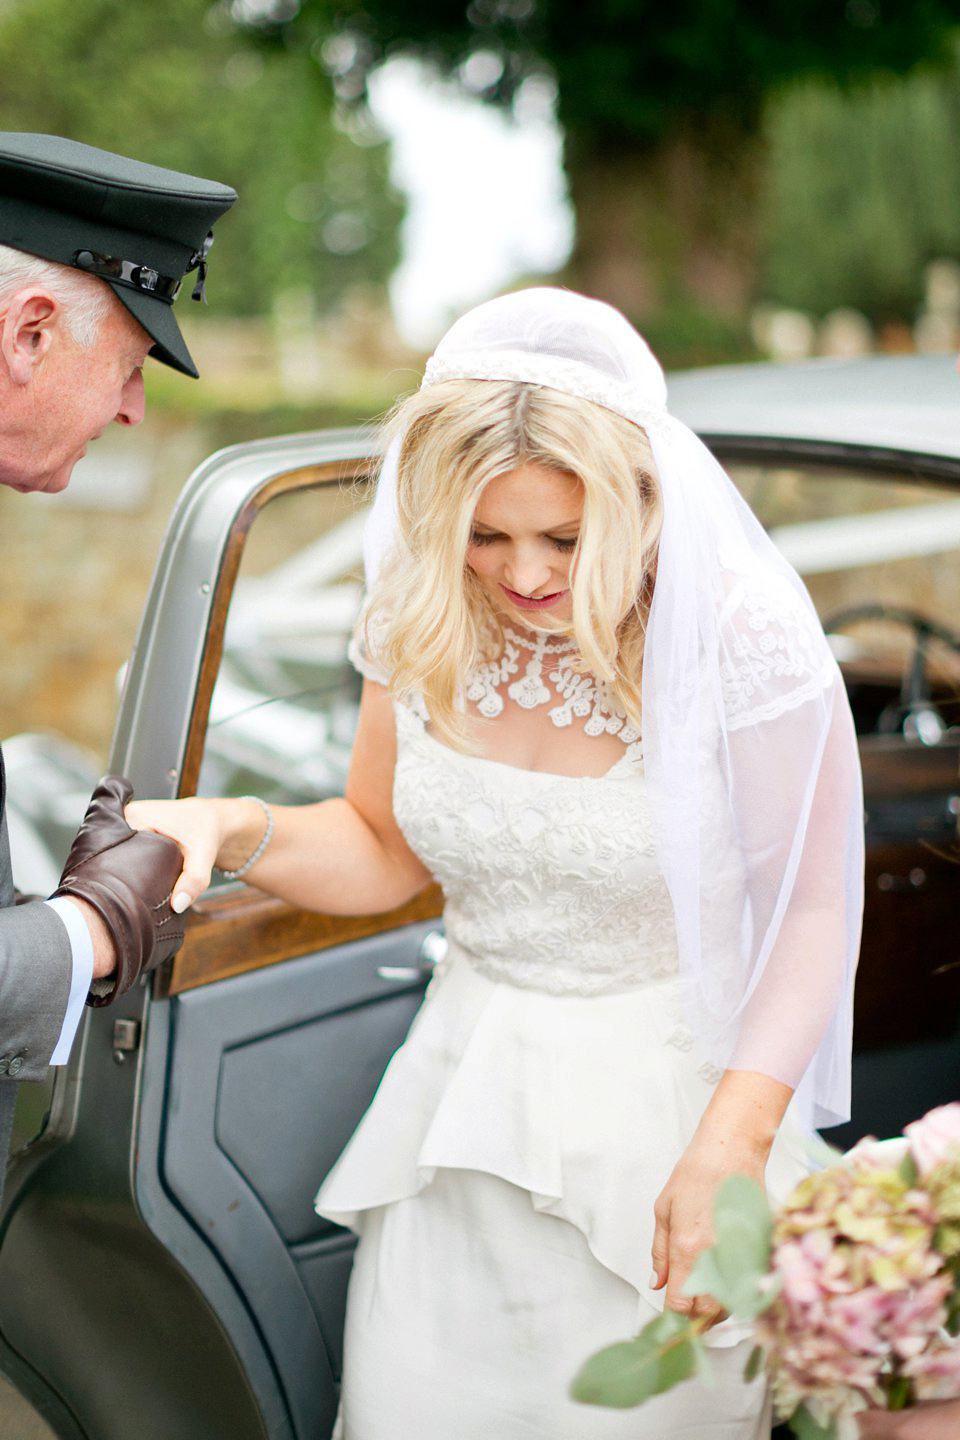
0, 430, 443, 1439
668, 353, 960, 464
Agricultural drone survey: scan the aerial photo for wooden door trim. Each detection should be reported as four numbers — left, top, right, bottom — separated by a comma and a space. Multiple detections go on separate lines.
156, 884, 444, 997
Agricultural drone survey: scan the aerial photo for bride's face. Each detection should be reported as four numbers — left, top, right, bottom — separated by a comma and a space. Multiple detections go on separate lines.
466, 462, 583, 625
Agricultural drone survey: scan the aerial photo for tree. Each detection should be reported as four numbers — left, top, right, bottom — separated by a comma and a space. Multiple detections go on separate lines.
763, 46, 960, 324
0, 0, 403, 319
249, 0, 960, 351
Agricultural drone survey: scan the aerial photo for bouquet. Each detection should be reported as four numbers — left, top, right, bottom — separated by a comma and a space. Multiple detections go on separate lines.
571, 1104, 960, 1438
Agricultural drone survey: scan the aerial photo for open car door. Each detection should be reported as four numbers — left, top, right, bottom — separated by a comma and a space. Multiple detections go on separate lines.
0, 430, 443, 1440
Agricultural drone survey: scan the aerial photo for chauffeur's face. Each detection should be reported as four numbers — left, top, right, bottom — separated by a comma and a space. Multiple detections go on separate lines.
0, 287, 150, 494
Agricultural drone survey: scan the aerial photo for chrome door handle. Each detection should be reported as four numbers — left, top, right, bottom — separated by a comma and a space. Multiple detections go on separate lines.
377, 928, 447, 983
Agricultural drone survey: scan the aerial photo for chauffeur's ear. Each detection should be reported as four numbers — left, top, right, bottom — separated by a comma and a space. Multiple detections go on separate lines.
0, 288, 60, 385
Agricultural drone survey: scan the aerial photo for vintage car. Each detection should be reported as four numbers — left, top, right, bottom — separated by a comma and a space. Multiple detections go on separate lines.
1, 353, 959, 1440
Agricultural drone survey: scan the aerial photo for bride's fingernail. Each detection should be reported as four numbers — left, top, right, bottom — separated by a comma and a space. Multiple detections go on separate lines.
649, 1271, 659, 1287
171, 892, 191, 914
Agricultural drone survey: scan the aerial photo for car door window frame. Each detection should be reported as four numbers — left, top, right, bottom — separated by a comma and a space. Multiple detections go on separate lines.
106, 431, 442, 1001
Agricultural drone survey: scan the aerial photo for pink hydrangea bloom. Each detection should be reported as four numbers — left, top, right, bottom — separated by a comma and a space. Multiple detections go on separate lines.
904, 1103, 960, 1178
755, 1148, 955, 1427
904, 1334, 960, 1399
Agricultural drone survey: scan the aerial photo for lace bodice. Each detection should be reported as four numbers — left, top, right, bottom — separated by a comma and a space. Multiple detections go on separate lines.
392, 703, 679, 996
349, 620, 757, 999
350, 585, 832, 1002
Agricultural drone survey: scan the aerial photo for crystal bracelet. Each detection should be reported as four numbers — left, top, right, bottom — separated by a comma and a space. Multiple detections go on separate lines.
217, 796, 274, 880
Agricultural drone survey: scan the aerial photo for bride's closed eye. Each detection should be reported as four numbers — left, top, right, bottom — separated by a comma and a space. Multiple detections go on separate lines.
469, 531, 578, 552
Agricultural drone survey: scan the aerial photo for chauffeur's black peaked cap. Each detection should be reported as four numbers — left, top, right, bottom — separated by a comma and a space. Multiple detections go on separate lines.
0, 132, 237, 377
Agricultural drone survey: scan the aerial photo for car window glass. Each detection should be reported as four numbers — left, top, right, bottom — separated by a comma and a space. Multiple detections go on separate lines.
196, 478, 369, 824
729, 463, 960, 740
195, 460, 960, 833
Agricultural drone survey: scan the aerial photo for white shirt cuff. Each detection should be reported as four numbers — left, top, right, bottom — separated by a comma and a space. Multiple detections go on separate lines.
44, 897, 95, 1065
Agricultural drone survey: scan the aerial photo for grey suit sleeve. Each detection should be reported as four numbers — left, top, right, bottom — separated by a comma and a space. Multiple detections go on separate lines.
0, 805, 72, 1080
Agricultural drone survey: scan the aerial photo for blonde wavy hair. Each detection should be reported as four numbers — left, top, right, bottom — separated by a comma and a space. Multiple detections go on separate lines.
365, 379, 663, 749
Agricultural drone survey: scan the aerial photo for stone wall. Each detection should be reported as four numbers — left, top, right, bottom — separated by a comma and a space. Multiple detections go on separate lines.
0, 412, 214, 763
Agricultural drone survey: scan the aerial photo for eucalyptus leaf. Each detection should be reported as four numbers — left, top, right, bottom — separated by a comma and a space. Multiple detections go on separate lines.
570, 1337, 662, 1408
789, 1402, 838, 1439
713, 1174, 773, 1253
898, 1152, 919, 1187
570, 1310, 701, 1409
684, 1175, 775, 1318
685, 1247, 732, 1306
692, 1340, 714, 1386
657, 1336, 700, 1391
743, 1345, 765, 1383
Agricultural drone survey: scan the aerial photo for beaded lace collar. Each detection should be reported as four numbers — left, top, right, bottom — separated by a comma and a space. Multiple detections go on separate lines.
464, 626, 641, 750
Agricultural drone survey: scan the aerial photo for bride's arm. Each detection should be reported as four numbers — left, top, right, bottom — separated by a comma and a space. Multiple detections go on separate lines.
647, 590, 861, 1325
125, 679, 433, 916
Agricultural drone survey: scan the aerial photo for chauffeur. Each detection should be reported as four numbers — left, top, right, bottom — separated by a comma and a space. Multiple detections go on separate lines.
0, 133, 236, 1188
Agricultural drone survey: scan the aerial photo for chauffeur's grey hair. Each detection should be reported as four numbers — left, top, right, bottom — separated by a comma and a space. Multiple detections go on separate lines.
0, 242, 111, 345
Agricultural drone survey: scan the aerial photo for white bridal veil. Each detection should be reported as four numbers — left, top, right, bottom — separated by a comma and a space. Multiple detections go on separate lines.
364, 288, 864, 1131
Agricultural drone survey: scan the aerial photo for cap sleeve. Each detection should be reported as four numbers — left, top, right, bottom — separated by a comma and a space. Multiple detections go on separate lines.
718, 573, 837, 731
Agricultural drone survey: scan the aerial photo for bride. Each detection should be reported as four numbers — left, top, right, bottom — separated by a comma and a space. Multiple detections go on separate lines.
128, 287, 864, 1438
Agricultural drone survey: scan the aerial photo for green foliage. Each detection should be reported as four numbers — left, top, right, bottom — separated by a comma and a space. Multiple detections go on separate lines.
263, 0, 960, 338
569, 1309, 704, 1409
898, 1152, 920, 1188
762, 47, 960, 321
946, 1274, 960, 1336
637, 302, 759, 370
685, 1174, 777, 1319
0, 0, 402, 317
744, 1344, 765, 1383
789, 1403, 838, 1440
269, 0, 960, 146
883, 1374, 915, 1411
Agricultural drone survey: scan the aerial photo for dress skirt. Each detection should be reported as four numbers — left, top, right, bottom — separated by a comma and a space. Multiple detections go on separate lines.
334, 1166, 771, 1440
317, 679, 823, 1436
319, 949, 811, 1438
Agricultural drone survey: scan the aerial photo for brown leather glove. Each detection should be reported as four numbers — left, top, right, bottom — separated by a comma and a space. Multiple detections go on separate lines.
52, 775, 185, 1007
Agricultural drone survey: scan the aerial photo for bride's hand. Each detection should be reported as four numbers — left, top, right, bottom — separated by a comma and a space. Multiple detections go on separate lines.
124, 797, 226, 914
856, 1400, 960, 1438
650, 1133, 767, 1329
651, 1069, 790, 1328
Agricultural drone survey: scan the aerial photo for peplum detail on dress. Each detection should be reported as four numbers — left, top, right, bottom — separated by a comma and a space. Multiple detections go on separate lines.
315, 699, 813, 1343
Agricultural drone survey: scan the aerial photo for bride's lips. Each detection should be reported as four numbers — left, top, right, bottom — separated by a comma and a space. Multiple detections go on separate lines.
501, 584, 568, 611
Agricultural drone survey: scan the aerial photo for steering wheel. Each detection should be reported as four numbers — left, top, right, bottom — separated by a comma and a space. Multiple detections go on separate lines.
823, 603, 960, 734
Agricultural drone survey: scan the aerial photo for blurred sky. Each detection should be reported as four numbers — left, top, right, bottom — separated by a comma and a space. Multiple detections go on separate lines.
368, 58, 573, 347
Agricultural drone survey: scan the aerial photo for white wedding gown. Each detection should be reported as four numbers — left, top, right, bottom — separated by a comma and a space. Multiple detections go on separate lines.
316, 632, 813, 1439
